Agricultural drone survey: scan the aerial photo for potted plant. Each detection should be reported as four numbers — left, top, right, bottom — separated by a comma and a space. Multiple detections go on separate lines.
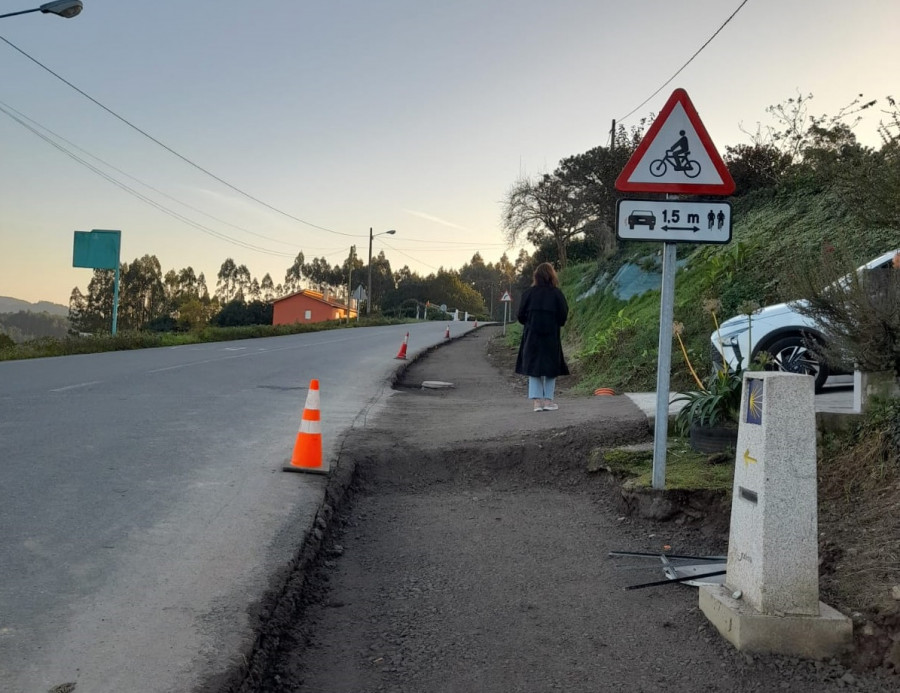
671, 302, 761, 454
672, 364, 743, 453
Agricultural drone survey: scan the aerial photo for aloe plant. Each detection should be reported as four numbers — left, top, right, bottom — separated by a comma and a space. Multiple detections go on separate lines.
672, 366, 744, 435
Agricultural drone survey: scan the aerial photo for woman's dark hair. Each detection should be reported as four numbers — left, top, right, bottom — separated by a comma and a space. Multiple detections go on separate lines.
532, 262, 559, 288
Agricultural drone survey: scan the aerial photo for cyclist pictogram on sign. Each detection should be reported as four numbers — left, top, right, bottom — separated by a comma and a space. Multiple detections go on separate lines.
650, 130, 701, 179
615, 88, 735, 195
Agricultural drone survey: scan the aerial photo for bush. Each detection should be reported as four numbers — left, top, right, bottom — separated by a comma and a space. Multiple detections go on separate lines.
785, 249, 900, 376
145, 316, 179, 332
210, 300, 274, 327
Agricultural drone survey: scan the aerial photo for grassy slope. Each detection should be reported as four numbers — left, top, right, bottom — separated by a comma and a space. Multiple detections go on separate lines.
557, 187, 900, 633
561, 185, 898, 394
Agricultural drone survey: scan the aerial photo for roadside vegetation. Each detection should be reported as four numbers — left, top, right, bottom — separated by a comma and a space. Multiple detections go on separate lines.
0, 318, 410, 361
588, 440, 734, 491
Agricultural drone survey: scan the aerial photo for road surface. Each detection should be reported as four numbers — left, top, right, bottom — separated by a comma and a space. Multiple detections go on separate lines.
0, 321, 472, 693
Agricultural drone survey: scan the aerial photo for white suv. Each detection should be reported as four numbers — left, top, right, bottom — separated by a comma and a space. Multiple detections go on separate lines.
711, 249, 899, 392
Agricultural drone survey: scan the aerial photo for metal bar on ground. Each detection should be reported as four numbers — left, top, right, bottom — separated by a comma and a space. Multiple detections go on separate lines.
608, 551, 726, 561
624, 570, 726, 590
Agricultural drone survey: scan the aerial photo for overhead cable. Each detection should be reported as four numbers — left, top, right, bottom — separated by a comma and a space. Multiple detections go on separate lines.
616, 0, 751, 123
0, 99, 302, 249
0, 102, 295, 257
0, 35, 360, 239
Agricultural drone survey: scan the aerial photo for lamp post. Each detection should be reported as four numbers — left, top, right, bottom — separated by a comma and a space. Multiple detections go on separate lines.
367, 227, 396, 316
346, 245, 356, 325
0, 1, 83, 19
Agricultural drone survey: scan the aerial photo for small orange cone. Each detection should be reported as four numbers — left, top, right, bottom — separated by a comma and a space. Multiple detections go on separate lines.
284, 379, 327, 474
594, 387, 616, 396
444, 324, 450, 339
395, 332, 409, 359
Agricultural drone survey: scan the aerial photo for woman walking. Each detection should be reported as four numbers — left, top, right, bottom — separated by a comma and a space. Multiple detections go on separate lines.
515, 262, 569, 412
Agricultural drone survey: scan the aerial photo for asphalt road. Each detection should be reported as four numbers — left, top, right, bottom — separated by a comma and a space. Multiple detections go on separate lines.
0, 321, 473, 693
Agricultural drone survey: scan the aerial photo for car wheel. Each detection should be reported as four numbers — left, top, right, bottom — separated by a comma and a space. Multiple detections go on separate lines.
763, 335, 829, 392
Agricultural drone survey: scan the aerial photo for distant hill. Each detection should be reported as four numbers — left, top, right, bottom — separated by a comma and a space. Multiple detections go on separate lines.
0, 296, 68, 316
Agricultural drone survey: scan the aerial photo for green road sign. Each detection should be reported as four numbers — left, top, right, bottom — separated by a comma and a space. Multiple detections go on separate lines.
73, 229, 121, 270
72, 229, 122, 334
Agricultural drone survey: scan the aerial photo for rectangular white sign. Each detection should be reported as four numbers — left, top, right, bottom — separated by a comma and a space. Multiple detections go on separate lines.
616, 199, 732, 243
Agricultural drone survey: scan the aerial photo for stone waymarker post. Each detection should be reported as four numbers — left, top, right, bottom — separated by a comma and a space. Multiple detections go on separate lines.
699, 372, 853, 658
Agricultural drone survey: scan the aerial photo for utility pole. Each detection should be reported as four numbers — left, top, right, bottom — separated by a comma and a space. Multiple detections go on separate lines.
347, 245, 355, 324
366, 227, 373, 317
367, 227, 396, 316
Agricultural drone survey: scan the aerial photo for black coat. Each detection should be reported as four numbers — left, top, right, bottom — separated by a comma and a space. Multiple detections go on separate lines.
514, 285, 570, 378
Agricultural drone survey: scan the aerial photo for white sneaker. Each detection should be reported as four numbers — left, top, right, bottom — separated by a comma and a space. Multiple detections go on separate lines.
543, 402, 559, 411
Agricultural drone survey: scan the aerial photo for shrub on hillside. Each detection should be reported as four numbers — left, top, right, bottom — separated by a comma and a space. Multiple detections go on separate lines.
786, 249, 900, 376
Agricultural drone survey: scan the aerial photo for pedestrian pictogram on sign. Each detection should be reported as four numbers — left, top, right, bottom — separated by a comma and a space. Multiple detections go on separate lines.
616, 199, 732, 243
615, 88, 735, 195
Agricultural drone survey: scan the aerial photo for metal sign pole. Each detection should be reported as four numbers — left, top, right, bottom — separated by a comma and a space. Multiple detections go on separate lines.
111, 263, 120, 335
652, 240, 677, 489
110, 230, 121, 336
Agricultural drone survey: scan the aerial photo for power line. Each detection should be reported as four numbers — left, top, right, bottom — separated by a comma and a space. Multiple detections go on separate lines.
0, 99, 301, 249
0, 102, 296, 258
0, 34, 362, 240
379, 240, 439, 272
398, 236, 506, 247
616, 0, 751, 123
0, 99, 467, 275
388, 246, 505, 253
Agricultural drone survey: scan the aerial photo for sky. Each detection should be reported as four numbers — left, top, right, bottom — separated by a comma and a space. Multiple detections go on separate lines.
1, 0, 898, 306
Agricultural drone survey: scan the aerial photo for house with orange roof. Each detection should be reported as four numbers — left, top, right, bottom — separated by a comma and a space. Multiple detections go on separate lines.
272, 289, 357, 325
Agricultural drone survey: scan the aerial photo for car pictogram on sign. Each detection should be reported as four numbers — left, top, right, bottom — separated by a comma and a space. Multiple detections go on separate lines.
627, 210, 656, 230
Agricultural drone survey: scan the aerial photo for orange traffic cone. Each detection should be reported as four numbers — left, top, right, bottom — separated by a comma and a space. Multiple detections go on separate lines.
444, 324, 450, 339
284, 379, 327, 474
594, 387, 616, 396
395, 332, 409, 359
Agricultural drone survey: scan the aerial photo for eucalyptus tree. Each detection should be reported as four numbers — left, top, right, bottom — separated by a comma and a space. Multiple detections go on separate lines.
260, 273, 276, 301
216, 258, 239, 303
283, 251, 305, 294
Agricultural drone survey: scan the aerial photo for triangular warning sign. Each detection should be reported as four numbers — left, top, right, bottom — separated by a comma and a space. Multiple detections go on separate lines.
615, 88, 735, 195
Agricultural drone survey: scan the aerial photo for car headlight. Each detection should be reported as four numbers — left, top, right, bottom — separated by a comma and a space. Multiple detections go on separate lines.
716, 323, 750, 344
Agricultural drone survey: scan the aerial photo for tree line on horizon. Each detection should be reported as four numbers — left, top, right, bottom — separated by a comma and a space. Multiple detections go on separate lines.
64, 247, 534, 335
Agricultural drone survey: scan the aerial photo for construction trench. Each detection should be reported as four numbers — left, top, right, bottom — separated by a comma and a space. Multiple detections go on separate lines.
211, 328, 897, 693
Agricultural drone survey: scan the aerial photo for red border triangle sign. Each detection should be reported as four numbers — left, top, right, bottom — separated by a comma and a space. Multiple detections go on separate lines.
615, 88, 735, 195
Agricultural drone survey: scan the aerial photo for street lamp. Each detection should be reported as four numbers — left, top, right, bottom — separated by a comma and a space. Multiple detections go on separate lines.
0, 1, 83, 19
367, 227, 396, 316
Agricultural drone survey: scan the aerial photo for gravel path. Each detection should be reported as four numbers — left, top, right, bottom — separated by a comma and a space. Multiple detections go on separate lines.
223, 327, 897, 692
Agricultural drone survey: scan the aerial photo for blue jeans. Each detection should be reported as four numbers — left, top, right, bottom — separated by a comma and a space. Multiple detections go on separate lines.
528, 376, 556, 401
